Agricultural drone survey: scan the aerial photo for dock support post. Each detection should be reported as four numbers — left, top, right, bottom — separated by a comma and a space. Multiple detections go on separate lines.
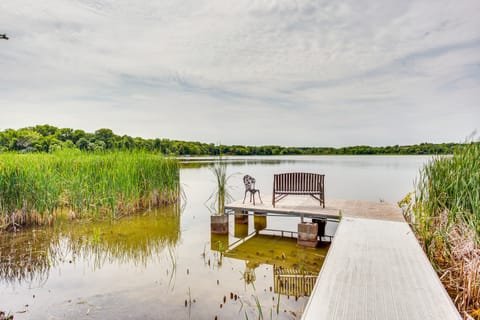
234, 210, 249, 224
211, 214, 229, 235
312, 218, 327, 242
297, 222, 318, 247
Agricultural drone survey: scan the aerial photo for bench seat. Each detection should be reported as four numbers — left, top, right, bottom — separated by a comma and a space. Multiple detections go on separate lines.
272, 172, 325, 208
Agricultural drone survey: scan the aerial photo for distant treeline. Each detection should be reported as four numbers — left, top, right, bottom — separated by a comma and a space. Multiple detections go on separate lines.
0, 125, 465, 155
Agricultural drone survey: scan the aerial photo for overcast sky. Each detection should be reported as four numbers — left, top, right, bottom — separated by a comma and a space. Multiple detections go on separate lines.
0, 0, 479, 147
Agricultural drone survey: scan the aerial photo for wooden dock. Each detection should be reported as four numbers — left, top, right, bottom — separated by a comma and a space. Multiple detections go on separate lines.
225, 196, 404, 222
225, 196, 461, 320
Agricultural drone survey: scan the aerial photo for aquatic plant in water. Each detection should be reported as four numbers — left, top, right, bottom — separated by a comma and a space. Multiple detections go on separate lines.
206, 155, 234, 214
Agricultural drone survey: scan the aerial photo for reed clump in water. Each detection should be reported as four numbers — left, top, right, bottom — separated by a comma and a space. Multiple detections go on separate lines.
401, 141, 480, 319
0, 150, 179, 230
206, 155, 234, 214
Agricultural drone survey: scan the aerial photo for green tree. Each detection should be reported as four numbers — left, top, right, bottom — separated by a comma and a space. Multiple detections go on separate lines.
76, 137, 89, 150
33, 124, 58, 137
56, 128, 74, 142
72, 129, 86, 143
94, 128, 116, 149
14, 129, 43, 152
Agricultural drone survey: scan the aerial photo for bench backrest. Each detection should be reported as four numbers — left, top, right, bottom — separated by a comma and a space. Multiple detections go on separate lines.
273, 172, 324, 192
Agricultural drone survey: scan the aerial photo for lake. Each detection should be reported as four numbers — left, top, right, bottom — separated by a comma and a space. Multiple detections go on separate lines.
0, 155, 430, 319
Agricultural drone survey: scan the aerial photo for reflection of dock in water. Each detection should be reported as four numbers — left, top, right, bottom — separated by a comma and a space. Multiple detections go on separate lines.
222, 233, 328, 275
219, 232, 329, 296
274, 266, 317, 297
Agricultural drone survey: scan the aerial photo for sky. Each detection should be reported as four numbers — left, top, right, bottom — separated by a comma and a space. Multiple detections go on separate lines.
0, 0, 479, 147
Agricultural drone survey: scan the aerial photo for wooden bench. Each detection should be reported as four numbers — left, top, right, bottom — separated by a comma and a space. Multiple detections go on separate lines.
272, 172, 325, 208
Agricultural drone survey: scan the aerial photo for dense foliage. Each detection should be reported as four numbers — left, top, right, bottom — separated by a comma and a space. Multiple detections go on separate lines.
0, 124, 462, 155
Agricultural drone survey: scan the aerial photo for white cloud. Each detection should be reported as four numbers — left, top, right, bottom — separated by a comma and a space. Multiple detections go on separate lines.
0, 0, 479, 146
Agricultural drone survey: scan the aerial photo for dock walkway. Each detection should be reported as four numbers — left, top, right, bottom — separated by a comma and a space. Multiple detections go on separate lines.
225, 197, 461, 320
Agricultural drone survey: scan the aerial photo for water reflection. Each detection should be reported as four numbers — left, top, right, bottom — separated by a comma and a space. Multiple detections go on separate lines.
0, 205, 181, 286
223, 234, 328, 297
179, 155, 425, 170
180, 157, 286, 169
0, 228, 56, 286
274, 266, 317, 297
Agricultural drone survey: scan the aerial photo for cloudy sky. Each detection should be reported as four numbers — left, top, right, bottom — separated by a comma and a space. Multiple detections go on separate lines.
0, 0, 479, 147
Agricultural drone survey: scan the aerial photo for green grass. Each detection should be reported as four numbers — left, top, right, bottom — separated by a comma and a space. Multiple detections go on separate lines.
0, 150, 179, 228
402, 141, 480, 318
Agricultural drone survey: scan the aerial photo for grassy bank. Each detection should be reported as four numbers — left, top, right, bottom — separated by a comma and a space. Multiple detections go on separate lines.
401, 142, 479, 319
0, 151, 179, 230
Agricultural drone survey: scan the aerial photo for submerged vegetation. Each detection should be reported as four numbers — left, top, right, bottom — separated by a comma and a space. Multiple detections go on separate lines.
0, 150, 179, 230
401, 142, 480, 319
0, 124, 466, 155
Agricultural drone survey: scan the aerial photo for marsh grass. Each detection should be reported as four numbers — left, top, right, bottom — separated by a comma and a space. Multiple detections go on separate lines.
401, 141, 480, 319
0, 150, 179, 229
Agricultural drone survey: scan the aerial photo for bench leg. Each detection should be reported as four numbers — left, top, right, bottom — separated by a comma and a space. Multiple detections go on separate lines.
243, 191, 248, 204
257, 190, 263, 204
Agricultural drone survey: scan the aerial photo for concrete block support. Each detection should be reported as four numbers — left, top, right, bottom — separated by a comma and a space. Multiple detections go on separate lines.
211, 214, 228, 235
234, 210, 249, 224
298, 222, 318, 247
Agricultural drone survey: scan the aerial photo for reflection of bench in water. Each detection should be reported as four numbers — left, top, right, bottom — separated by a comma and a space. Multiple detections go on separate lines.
274, 266, 318, 297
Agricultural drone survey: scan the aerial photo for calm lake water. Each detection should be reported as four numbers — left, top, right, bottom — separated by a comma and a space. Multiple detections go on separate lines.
0, 155, 430, 319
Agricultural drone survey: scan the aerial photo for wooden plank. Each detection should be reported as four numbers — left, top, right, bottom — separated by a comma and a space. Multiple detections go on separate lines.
301, 217, 461, 320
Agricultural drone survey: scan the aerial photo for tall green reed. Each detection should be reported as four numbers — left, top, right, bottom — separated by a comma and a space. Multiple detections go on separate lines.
0, 150, 179, 228
206, 155, 234, 214
403, 141, 479, 319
